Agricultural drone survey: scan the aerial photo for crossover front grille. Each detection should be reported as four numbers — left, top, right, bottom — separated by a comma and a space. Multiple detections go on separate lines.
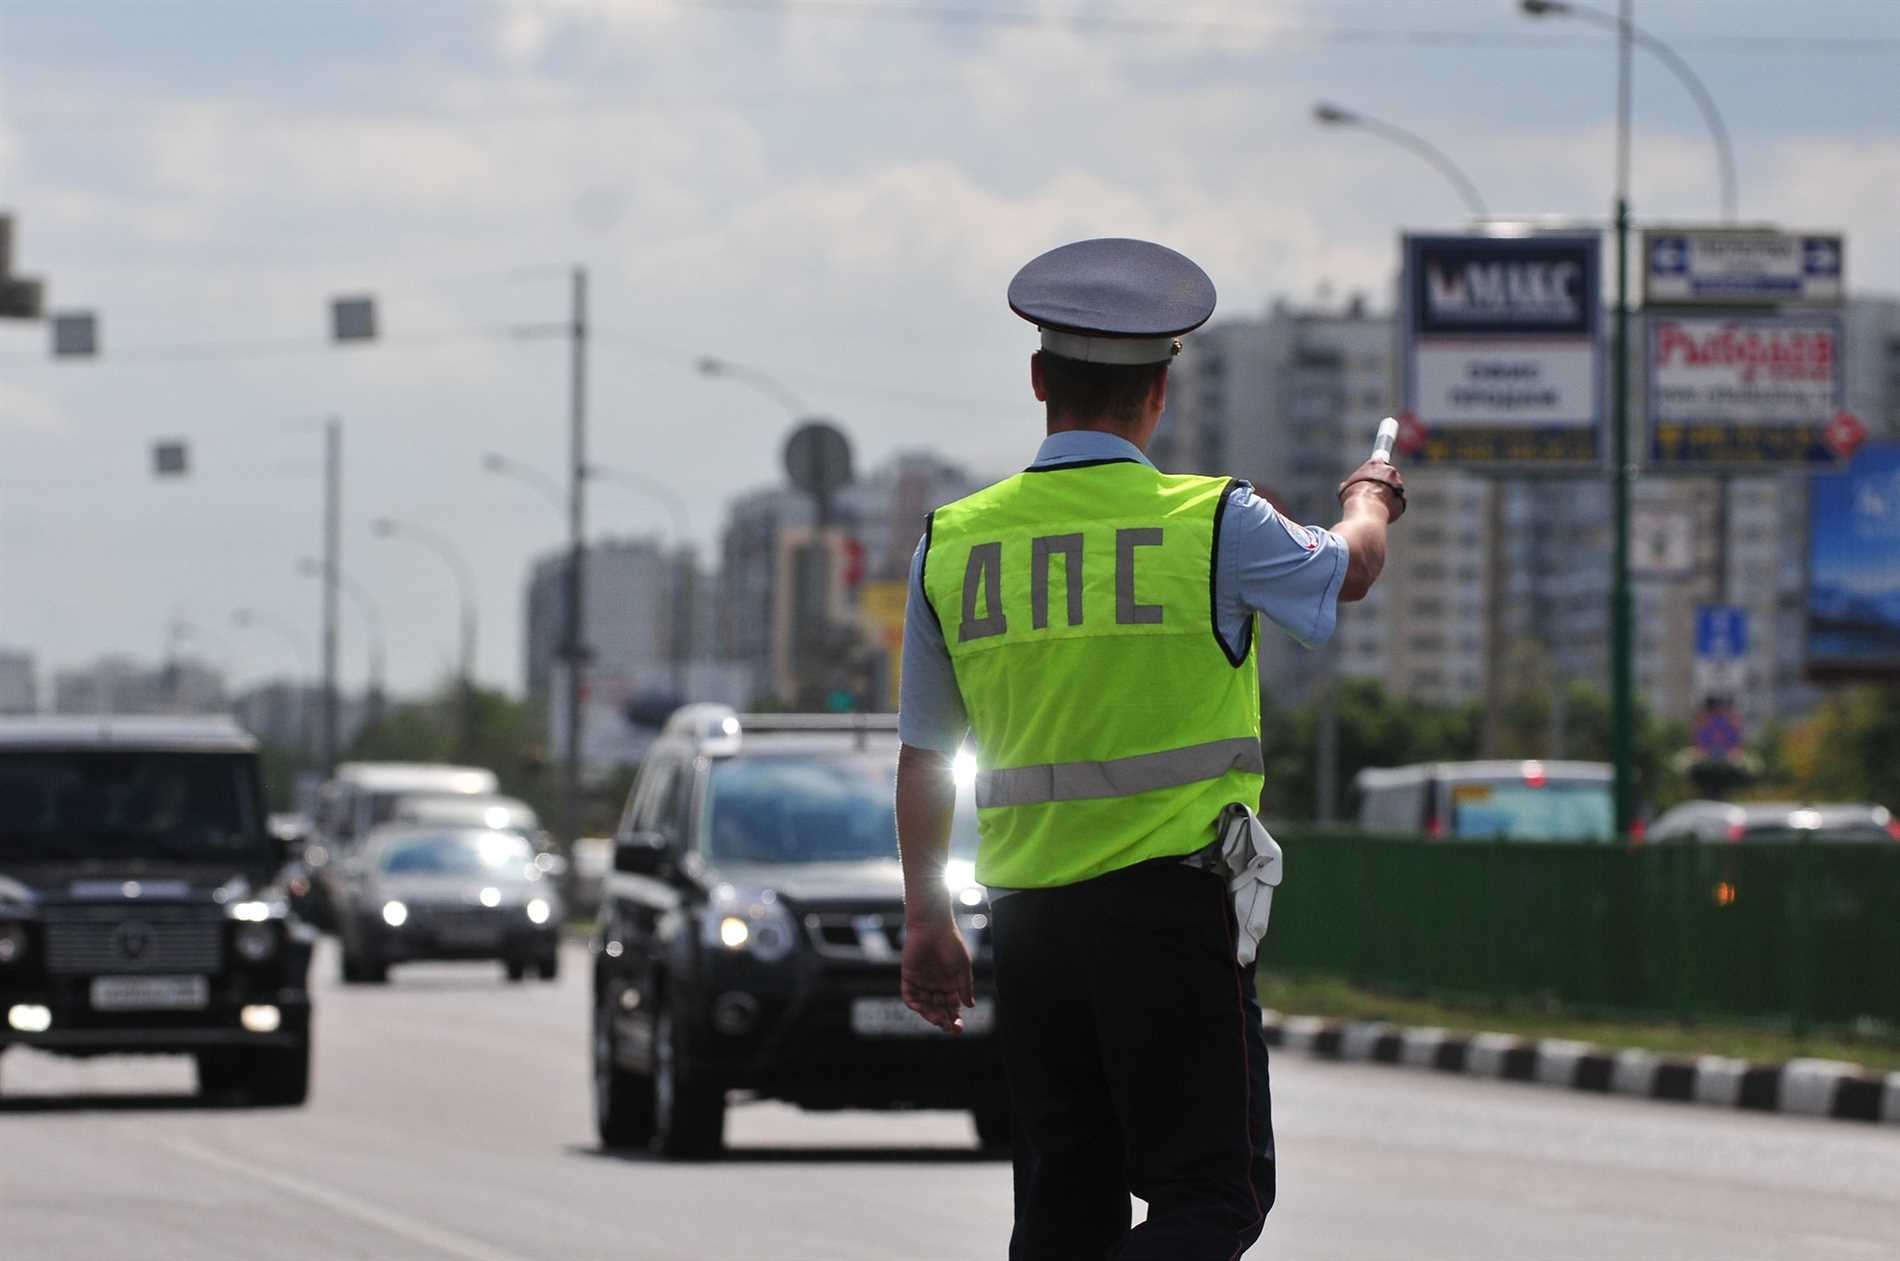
42, 905, 225, 975
803, 910, 990, 963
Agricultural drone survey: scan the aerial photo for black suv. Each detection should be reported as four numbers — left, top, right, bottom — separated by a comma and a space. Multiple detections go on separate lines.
591, 707, 1007, 1157
0, 716, 313, 1105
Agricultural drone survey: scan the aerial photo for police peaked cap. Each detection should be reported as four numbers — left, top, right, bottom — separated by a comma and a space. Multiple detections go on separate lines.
1008, 238, 1217, 365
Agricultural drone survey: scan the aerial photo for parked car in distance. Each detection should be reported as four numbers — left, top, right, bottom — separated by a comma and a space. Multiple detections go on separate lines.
0, 716, 313, 1105
1352, 760, 1617, 842
331, 826, 562, 984
1647, 800, 1900, 843
591, 706, 1006, 1159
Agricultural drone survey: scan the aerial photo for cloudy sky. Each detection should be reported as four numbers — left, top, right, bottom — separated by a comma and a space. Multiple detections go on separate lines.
2, 0, 1895, 696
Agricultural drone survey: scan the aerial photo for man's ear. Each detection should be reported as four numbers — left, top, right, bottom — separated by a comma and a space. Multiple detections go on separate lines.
1149, 364, 1169, 418
1030, 351, 1048, 403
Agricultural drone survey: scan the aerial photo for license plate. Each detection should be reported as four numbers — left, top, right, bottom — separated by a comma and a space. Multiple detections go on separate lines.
438, 923, 502, 948
850, 997, 994, 1038
90, 975, 210, 1012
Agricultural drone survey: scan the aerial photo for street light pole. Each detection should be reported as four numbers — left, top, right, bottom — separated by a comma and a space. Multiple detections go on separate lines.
487, 451, 691, 701
1520, 0, 1645, 837
1312, 102, 1489, 220
322, 417, 342, 775
297, 559, 387, 724
372, 517, 479, 760
562, 266, 589, 850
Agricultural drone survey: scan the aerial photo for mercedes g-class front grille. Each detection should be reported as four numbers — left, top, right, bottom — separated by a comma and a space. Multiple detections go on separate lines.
42, 905, 225, 975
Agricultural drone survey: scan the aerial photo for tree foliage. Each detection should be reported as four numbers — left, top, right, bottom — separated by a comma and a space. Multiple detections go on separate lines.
1262, 673, 1690, 823
1765, 685, 1900, 808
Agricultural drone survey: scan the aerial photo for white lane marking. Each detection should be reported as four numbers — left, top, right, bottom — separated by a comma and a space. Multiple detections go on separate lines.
164, 1137, 534, 1261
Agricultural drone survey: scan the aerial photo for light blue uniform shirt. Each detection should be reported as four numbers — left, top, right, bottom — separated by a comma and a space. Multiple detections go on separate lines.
899, 430, 1350, 754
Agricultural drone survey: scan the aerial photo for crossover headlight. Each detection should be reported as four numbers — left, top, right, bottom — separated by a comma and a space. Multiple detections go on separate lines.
704, 884, 795, 962
234, 922, 277, 964
525, 897, 552, 926
382, 900, 409, 928
0, 922, 27, 966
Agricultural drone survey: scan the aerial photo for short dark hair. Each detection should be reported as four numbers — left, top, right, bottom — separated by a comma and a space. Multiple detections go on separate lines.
1036, 352, 1168, 431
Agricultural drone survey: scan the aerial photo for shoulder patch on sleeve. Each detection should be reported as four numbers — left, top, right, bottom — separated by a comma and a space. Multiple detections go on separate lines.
1276, 513, 1319, 551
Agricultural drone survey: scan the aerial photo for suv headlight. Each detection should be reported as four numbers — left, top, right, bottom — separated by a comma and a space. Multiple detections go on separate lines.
704, 884, 796, 963
0, 922, 27, 966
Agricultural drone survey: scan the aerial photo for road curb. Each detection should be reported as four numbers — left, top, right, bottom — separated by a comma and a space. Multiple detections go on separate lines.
1260, 1009, 1900, 1127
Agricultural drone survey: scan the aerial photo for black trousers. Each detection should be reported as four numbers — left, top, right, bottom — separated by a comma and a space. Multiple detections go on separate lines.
991, 858, 1275, 1260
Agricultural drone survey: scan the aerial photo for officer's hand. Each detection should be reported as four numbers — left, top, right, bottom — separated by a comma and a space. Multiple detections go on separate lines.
1338, 459, 1406, 523
901, 916, 974, 1035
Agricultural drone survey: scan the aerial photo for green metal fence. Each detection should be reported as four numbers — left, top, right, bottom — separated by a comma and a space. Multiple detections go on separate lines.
1263, 832, 1900, 1031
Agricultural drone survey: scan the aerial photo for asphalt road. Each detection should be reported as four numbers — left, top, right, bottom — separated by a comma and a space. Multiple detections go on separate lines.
3, 941, 1897, 1260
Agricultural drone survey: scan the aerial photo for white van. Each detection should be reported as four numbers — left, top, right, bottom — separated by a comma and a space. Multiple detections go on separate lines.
314, 762, 499, 854
1351, 760, 1616, 843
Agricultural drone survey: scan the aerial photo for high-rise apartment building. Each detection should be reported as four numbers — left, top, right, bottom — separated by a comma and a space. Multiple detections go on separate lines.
0, 651, 35, 715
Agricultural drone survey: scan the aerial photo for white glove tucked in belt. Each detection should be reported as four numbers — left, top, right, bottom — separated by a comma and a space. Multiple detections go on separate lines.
1217, 803, 1284, 967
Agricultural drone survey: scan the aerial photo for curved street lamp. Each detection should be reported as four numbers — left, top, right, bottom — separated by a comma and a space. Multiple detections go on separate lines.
482, 450, 565, 512
372, 516, 478, 757
1313, 101, 1489, 220
696, 355, 811, 418
296, 557, 387, 716
1521, 0, 1738, 221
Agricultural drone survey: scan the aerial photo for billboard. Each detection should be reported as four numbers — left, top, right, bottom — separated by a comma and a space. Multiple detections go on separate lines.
1808, 445, 1900, 679
1401, 233, 1602, 465
858, 580, 909, 711
1644, 229, 1843, 306
1647, 315, 1847, 465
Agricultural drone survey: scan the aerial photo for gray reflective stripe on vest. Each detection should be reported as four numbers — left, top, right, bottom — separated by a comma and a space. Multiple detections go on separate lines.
974, 736, 1264, 809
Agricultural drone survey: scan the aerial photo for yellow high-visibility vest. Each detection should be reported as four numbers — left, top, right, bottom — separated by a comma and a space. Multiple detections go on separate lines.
922, 459, 1263, 888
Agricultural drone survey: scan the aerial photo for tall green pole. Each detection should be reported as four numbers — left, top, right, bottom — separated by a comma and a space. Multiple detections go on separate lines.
1610, 0, 1637, 837
1610, 197, 1635, 836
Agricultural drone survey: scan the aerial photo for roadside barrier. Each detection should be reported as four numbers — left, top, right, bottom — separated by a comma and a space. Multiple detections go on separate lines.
1263, 832, 1900, 1032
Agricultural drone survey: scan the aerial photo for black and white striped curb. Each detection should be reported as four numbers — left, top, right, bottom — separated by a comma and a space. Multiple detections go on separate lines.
1262, 1011, 1900, 1126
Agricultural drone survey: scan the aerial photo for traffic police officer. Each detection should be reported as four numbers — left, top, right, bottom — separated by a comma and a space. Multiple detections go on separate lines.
895, 238, 1403, 1258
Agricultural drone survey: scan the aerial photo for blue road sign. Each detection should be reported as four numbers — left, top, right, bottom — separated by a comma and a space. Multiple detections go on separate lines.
1695, 605, 1749, 659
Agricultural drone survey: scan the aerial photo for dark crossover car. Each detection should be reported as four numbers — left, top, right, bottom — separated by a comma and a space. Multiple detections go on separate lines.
332, 825, 562, 984
1646, 800, 1900, 843
0, 716, 313, 1105
591, 707, 1006, 1158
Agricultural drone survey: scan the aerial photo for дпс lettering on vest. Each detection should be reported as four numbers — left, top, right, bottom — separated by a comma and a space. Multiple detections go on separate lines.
958, 529, 1166, 641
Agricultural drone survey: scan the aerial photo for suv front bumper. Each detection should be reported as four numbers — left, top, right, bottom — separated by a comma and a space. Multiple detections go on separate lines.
679, 955, 1004, 1111
0, 984, 311, 1054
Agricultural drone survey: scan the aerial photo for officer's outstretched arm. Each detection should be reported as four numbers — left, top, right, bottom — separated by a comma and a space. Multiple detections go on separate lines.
895, 743, 974, 1035
1332, 459, 1405, 602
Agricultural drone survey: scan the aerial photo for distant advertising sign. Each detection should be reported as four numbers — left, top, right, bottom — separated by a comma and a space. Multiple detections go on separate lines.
858, 580, 909, 710
1807, 446, 1900, 679
1644, 230, 1843, 306
1647, 315, 1846, 465
1401, 234, 1602, 465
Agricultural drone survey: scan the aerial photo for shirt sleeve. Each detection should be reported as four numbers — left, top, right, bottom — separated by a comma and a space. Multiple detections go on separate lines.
1217, 482, 1350, 651
897, 530, 970, 754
